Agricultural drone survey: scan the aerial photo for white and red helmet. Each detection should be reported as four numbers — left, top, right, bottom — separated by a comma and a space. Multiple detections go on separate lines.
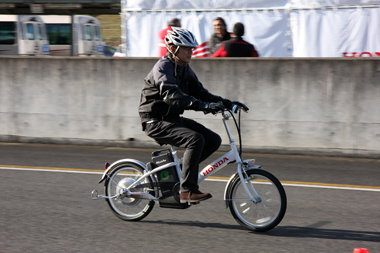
164, 27, 199, 49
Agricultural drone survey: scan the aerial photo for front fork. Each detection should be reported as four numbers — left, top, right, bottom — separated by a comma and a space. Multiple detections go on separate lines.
224, 163, 262, 208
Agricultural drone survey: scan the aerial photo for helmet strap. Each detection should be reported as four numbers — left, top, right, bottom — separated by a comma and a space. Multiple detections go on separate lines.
168, 45, 179, 58
174, 46, 180, 55
168, 45, 180, 76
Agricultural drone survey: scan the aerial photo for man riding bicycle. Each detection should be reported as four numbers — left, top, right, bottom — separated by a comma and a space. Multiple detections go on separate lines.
138, 27, 248, 204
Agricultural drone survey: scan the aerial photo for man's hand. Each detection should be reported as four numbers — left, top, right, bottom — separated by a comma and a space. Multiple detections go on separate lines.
200, 101, 225, 114
223, 100, 249, 112
232, 101, 249, 112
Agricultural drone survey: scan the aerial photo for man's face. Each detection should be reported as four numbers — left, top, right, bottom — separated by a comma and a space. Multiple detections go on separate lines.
173, 46, 193, 64
213, 20, 226, 36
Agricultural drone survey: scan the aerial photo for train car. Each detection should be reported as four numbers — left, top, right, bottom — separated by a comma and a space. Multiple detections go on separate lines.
41, 15, 105, 56
0, 15, 49, 56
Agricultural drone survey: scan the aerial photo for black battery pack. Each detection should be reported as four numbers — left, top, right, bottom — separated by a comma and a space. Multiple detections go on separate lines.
151, 149, 179, 197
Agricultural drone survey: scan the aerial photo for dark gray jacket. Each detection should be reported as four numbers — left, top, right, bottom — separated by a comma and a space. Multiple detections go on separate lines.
139, 56, 226, 123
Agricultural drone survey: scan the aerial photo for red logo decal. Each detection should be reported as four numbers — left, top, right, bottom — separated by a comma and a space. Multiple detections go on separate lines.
202, 157, 229, 176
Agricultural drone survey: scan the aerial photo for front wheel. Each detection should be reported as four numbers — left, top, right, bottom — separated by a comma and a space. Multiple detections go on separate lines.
227, 169, 287, 232
105, 162, 155, 221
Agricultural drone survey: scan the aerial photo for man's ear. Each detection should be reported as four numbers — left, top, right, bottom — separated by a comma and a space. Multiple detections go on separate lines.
169, 45, 175, 54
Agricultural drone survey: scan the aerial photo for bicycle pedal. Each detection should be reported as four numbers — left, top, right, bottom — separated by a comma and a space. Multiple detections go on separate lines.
191, 201, 200, 205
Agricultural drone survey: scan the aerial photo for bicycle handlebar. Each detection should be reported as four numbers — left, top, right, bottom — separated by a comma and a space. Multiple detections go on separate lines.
220, 104, 247, 115
210, 103, 248, 117
231, 104, 238, 114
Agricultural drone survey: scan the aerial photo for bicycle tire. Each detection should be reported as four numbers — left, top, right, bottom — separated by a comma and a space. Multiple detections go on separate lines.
105, 162, 155, 221
227, 169, 287, 232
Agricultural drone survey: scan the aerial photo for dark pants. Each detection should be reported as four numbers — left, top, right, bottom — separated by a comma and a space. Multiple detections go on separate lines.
144, 117, 222, 192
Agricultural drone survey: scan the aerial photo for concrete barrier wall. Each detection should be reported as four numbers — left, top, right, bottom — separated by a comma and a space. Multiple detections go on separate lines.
1, 56, 380, 158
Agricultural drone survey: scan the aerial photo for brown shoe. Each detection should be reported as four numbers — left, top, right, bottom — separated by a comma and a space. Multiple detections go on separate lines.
180, 189, 212, 203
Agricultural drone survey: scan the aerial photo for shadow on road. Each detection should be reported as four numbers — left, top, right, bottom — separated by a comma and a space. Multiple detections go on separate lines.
141, 220, 380, 242
140, 219, 245, 230
264, 225, 380, 242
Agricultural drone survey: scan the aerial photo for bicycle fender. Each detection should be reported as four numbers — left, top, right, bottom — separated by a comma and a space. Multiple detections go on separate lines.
98, 159, 148, 184
223, 165, 261, 209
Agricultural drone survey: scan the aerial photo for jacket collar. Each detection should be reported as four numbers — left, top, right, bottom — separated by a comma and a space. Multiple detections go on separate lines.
212, 32, 231, 41
231, 36, 243, 42
166, 55, 187, 68
164, 55, 187, 76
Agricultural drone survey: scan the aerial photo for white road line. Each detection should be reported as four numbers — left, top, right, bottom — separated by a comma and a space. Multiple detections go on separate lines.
0, 167, 104, 174
1, 166, 380, 192
282, 183, 380, 192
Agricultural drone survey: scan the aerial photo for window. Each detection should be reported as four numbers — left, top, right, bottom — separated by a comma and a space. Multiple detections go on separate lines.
103, 46, 116, 56
84, 25, 92, 41
0, 22, 16, 45
37, 23, 43, 40
94, 26, 101, 41
46, 24, 71, 45
26, 23, 35, 40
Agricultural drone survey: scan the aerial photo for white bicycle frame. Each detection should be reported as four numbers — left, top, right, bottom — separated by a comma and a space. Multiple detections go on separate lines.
96, 106, 261, 206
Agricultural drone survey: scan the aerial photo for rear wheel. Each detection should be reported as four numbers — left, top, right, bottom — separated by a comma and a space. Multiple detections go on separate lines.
227, 169, 287, 232
105, 162, 155, 221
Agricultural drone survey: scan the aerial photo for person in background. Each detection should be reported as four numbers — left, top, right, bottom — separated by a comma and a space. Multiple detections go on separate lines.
208, 17, 231, 55
211, 22, 259, 57
157, 18, 181, 57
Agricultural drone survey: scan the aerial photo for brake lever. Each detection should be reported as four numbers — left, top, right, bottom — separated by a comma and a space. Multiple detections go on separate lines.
231, 105, 248, 114
231, 104, 238, 114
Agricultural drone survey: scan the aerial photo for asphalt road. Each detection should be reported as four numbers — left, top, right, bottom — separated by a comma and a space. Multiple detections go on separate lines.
0, 142, 379, 253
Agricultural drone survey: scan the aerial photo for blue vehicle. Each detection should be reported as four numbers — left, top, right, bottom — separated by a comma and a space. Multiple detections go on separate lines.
103, 45, 116, 57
